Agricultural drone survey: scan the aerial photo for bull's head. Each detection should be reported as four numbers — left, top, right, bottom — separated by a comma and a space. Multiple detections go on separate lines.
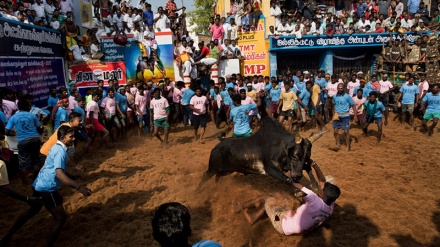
288, 129, 326, 182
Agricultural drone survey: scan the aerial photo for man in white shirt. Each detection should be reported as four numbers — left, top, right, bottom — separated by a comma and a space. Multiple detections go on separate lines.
70, 42, 89, 63
378, 74, 393, 125
93, 13, 106, 43
113, 9, 125, 33
44, 0, 55, 20
401, 15, 413, 31
59, 0, 73, 15
357, 16, 371, 32
276, 19, 292, 36
123, 8, 134, 32
154, 7, 170, 31
221, 17, 231, 43
270, 1, 282, 27
31, 0, 45, 22
291, 24, 302, 39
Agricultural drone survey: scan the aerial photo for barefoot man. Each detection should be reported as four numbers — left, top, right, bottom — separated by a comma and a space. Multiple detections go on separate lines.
190, 88, 209, 143
420, 84, 440, 136
363, 91, 386, 142
240, 161, 341, 235
333, 83, 357, 151
150, 88, 170, 147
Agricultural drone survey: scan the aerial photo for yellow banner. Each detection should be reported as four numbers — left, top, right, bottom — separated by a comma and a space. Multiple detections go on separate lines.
237, 28, 269, 76
80, 0, 93, 28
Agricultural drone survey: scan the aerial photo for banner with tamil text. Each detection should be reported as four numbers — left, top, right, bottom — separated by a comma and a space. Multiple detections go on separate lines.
238, 29, 270, 77
69, 62, 127, 88
0, 57, 65, 107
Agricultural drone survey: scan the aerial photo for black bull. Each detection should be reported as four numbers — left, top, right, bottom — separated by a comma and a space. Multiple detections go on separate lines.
196, 118, 326, 191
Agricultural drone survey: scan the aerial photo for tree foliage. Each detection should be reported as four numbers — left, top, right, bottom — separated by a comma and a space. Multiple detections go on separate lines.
188, 0, 213, 35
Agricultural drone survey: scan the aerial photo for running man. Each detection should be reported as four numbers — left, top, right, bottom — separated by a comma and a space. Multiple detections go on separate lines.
5, 100, 44, 185
86, 91, 111, 147
1, 126, 92, 247
190, 88, 209, 144
135, 85, 150, 138
277, 81, 299, 133
333, 84, 357, 151
150, 88, 170, 147
378, 74, 393, 126
420, 84, 440, 136
100, 88, 121, 142
363, 91, 386, 142
230, 95, 257, 137
397, 76, 419, 128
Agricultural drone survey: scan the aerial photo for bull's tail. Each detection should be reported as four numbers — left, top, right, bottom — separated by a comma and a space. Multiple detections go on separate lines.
195, 170, 215, 191
217, 132, 227, 141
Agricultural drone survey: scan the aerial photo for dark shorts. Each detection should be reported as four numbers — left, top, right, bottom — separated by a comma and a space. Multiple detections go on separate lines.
314, 104, 323, 113
193, 114, 207, 129
269, 102, 278, 114
75, 126, 89, 142
402, 104, 414, 112
33, 188, 63, 210
378, 94, 389, 107
154, 118, 169, 128
265, 99, 271, 109
332, 116, 350, 130
224, 105, 231, 116
365, 116, 383, 124
17, 138, 41, 171
280, 109, 294, 118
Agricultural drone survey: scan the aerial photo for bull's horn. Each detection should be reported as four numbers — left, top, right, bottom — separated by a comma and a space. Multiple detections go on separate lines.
308, 131, 327, 143
293, 126, 303, 143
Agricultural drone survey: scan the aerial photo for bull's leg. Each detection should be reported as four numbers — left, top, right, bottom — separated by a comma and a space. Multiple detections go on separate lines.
195, 170, 215, 191
307, 170, 319, 192
265, 161, 306, 198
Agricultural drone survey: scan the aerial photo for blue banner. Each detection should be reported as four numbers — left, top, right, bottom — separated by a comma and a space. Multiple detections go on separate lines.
101, 36, 138, 62
0, 17, 63, 57
270, 32, 425, 51
0, 57, 66, 107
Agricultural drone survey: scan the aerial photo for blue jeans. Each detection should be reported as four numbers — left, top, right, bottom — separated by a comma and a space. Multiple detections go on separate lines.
183, 105, 192, 127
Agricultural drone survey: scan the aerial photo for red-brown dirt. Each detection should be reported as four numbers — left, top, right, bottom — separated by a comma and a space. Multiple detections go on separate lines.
1, 115, 439, 247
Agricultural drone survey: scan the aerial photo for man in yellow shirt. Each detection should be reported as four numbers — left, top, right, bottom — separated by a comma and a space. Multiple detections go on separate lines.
310, 79, 326, 130
40, 112, 87, 172
277, 82, 299, 133
246, 83, 257, 102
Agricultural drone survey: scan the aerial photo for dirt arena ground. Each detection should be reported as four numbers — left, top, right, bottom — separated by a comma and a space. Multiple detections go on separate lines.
1, 114, 439, 247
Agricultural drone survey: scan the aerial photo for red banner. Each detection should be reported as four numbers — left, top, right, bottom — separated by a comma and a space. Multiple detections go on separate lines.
69, 62, 127, 88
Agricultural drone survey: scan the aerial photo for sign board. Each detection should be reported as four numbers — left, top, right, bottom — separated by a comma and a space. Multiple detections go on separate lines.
69, 61, 127, 88
0, 57, 65, 107
238, 29, 270, 76
0, 17, 63, 57
270, 33, 424, 50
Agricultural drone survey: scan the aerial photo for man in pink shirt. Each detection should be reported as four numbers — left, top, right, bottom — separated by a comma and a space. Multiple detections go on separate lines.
86, 91, 111, 148
190, 88, 209, 143
378, 74, 394, 126
417, 73, 429, 102
150, 88, 170, 148
135, 85, 150, 138
350, 88, 366, 124
210, 18, 224, 43
172, 81, 184, 124
346, 74, 360, 96
67, 89, 79, 114
2, 89, 18, 120
241, 161, 340, 235
100, 88, 121, 141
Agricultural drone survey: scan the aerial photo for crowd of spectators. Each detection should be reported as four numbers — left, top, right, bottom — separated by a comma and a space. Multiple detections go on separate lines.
268, 0, 439, 37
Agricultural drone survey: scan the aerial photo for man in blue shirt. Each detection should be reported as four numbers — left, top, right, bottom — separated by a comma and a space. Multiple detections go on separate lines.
54, 97, 69, 131
5, 100, 44, 185
143, 3, 154, 26
397, 76, 419, 129
362, 91, 386, 142
1, 126, 92, 247
116, 87, 128, 139
268, 81, 281, 118
332, 84, 357, 151
225, 75, 235, 90
230, 95, 257, 137
357, 1, 368, 17
181, 84, 195, 127
408, 0, 421, 15
47, 87, 58, 112
421, 84, 440, 136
